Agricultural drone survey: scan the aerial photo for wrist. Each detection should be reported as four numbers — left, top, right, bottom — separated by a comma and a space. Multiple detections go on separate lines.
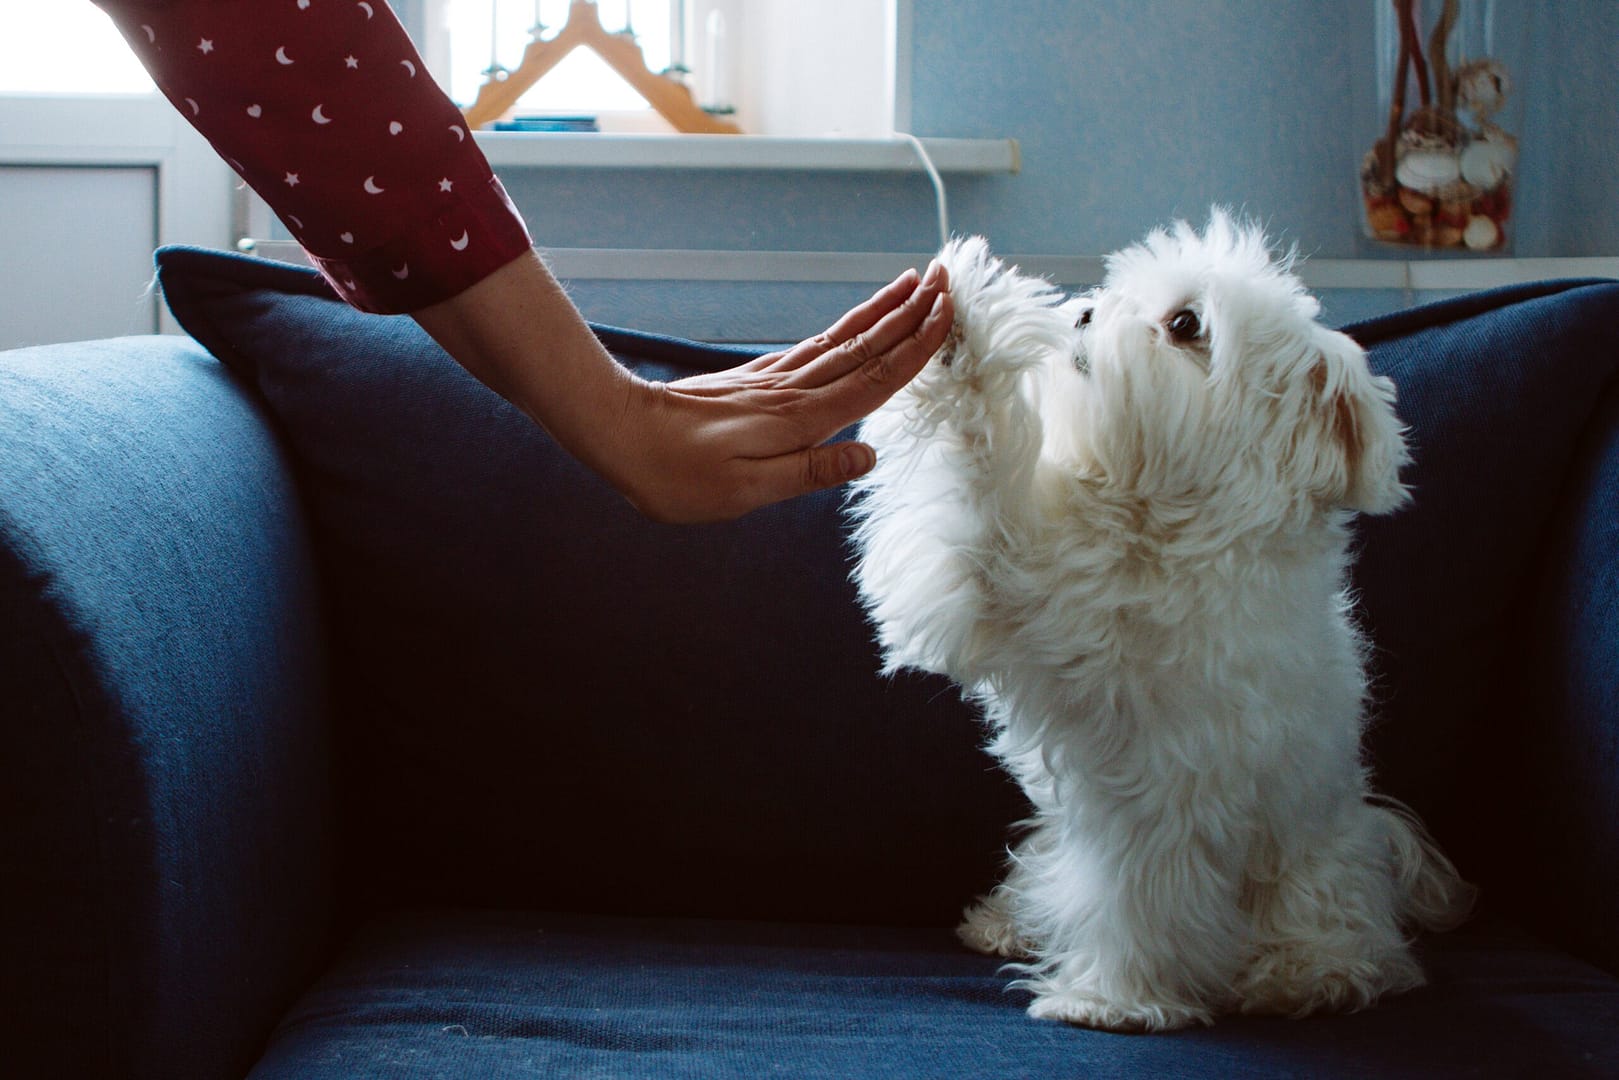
413, 249, 647, 484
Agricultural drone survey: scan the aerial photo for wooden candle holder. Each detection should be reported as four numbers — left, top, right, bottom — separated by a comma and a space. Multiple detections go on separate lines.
462, 0, 741, 134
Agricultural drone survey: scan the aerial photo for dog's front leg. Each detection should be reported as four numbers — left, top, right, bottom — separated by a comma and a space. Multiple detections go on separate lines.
884, 237, 1072, 516
849, 238, 1071, 679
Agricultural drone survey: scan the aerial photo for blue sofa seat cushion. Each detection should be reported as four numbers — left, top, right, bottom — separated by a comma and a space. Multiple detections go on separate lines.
247, 909, 1619, 1079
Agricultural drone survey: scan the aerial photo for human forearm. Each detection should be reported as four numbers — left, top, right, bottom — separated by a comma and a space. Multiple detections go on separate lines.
414, 252, 954, 523
411, 248, 647, 491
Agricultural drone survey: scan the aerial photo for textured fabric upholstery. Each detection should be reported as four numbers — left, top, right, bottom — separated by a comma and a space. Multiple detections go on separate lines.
0, 336, 333, 1080
1344, 282, 1619, 971
5, 250, 1616, 1077
1511, 356, 1619, 972
156, 246, 1026, 926
245, 909, 1618, 1079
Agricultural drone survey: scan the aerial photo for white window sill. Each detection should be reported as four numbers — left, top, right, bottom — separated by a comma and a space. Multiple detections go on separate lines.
472, 133, 1021, 174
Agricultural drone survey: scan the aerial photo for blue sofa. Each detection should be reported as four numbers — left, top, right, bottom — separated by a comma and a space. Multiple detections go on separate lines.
2, 249, 1616, 1079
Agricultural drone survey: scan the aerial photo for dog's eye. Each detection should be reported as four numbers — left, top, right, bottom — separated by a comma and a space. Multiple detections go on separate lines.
1165, 309, 1202, 344
1076, 308, 1093, 329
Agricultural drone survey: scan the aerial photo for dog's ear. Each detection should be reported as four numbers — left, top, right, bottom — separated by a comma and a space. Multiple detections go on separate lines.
1303, 331, 1411, 514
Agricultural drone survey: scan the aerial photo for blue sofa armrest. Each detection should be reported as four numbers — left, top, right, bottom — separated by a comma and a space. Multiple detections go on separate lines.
0, 337, 333, 1080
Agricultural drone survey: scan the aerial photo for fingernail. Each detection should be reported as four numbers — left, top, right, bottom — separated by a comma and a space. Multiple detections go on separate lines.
894, 267, 919, 288
923, 259, 943, 286
841, 444, 873, 478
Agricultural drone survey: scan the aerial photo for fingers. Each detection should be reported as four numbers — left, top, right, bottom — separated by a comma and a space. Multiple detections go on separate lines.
817, 267, 926, 355
787, 260, 949, 390
760, 264, 930, 375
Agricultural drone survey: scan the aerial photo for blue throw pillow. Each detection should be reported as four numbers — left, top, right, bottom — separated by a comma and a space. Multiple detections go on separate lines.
156, 246, 1025, 925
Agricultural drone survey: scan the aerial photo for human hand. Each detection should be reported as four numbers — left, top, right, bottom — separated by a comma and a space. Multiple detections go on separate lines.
608, 260, 953, 522
414, 249, 951, 525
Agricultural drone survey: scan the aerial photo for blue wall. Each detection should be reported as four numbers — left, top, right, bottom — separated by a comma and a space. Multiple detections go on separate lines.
907, 0, 1616, 261
910, 0, 1365, 256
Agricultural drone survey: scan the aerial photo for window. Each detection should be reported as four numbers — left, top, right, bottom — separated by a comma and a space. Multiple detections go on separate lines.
0, 1, 156, 94
429, 0, 898, 136
440, 0, 677, 120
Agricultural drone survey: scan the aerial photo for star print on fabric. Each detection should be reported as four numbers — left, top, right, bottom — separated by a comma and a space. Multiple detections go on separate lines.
97, 0, 534, 313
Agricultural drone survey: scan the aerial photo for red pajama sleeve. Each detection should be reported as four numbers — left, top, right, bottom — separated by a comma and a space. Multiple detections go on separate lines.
92, 0, 533, 314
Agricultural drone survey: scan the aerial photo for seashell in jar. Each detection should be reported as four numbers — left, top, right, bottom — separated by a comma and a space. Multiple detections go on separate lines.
1366, 200, 1406, 236
1396, 149, 1462, 193
1456, 59, 1511, 120
1398, 187, 1435, 216
1464, 214, 1502, 251
1461, 138, 1517, 188
1361, 148, 1394, 196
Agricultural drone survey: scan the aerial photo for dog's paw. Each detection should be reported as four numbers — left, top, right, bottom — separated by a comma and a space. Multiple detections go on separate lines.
1237, 942, 1424, 1018
904, 236, 1069, 410
1025, 986, 1211, 1033
956, 894, 1034, 959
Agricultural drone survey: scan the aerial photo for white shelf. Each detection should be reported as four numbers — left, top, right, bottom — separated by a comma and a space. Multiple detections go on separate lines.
472, 133, 1021, 174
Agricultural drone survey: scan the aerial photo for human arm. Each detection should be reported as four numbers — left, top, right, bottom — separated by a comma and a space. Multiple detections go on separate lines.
413, 249, 953, 523
92, 0, 952, 520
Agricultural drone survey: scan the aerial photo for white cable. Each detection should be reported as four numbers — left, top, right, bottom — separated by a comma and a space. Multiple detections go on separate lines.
896, 131, 950, 251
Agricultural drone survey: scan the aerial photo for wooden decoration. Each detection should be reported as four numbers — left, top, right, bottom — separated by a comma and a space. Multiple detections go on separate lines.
463, 0, 741, 134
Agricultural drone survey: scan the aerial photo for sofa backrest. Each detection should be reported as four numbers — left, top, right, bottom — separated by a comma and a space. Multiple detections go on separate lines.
1347, 282, 1619, 973
157, 249, 1619, 960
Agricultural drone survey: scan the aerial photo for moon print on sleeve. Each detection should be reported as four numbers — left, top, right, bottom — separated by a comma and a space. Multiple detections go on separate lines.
90, 0, 533, 314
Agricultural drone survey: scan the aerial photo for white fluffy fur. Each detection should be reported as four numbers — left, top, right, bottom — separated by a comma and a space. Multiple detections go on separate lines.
849, 212, 1475, 1032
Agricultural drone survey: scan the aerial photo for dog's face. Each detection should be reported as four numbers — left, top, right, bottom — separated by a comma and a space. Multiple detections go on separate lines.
1053, 214, 1410, 517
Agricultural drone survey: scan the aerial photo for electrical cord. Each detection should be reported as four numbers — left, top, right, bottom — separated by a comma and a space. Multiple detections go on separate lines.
896, 131, 950, 251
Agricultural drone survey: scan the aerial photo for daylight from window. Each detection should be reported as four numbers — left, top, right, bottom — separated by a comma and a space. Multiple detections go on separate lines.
0, 2, 157, 94
443, 0, 674, 113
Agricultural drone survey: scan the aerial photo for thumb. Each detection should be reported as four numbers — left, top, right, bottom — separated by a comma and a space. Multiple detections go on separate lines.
739, 441, 876, 513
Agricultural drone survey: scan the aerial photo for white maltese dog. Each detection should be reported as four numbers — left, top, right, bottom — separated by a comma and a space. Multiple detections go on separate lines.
849, 213, 1475, 1032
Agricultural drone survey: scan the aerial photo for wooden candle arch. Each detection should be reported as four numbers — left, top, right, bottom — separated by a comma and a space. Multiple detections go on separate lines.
462, 0, 741, 134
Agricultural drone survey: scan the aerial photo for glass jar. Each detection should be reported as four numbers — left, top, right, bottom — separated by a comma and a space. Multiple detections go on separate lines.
1358, 0, 1521, 253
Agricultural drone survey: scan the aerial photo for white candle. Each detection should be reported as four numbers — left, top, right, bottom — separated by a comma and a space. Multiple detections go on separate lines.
704, 7, 731, 111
